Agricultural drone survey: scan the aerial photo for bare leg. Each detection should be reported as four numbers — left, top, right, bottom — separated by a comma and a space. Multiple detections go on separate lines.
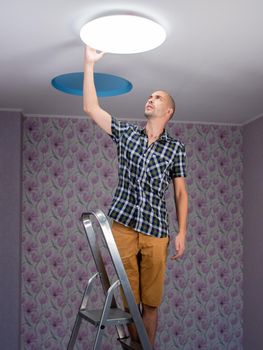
127, 322, 139, 342
142, 304, 158, 347
125, 304, 157, 346
125, 306, 141, 342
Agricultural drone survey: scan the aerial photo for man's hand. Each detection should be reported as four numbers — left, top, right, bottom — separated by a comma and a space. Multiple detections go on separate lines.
83, 45, 112, 135
171, 232, 186, 260
84, 45, 105, 64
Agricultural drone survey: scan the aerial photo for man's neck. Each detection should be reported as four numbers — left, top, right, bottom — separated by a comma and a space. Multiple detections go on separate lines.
145, 119, 165, 139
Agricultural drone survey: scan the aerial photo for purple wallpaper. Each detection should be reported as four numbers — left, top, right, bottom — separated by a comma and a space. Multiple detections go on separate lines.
21, 116, 243, 349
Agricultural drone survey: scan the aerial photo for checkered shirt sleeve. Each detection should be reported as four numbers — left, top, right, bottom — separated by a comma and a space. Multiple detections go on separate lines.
110, 116, 132, 144
170, 143, 187, 178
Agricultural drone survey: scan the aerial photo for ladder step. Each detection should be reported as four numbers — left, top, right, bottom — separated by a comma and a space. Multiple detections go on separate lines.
79, 308, 133, 326
118, 338, 143, 350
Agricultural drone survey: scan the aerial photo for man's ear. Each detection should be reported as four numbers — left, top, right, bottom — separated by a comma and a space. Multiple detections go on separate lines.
167, 107, 173, 119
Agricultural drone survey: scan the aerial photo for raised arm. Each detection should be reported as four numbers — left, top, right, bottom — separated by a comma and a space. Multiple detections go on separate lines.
83, 46, 112, 135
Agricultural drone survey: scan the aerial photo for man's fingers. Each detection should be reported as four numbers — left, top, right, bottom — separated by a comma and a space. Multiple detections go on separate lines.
171, 250, 183, 260
98, 51, 105, 59
171, 234, 186, 260
171, 242, 185, 260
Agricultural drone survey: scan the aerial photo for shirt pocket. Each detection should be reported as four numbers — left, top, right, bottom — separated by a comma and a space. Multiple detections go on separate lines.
145, 154, 171, 196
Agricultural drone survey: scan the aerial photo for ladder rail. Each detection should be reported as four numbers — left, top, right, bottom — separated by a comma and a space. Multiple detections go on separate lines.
67, 315, 82, 350
93, 279, 121, 349
67, 272, 100, 350
81, 216, 113, 296
80, 272, 100, 310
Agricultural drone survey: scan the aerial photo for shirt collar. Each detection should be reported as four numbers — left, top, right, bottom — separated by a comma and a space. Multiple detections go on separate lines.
140, 126, 169, 141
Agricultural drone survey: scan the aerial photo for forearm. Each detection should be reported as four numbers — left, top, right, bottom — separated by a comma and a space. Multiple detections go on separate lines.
82, 47, 112, 134
83, 62, 99, 114
171, 183, 188, 260
175, 190, 188, 235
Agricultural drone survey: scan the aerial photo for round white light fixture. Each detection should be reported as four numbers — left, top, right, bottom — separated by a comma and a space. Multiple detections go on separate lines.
80, 15, 166, 54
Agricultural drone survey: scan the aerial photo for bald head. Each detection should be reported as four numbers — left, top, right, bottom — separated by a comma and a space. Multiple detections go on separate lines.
162, 91, 176, 119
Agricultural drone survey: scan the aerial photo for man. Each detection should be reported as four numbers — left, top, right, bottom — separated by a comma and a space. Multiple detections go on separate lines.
83, 46, 188, 347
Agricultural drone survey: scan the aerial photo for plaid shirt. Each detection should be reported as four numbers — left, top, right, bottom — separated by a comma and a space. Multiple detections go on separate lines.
108, 117, 186, 238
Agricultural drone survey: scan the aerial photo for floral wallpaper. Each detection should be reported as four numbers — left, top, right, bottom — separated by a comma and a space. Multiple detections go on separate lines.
21, 116, 243, 349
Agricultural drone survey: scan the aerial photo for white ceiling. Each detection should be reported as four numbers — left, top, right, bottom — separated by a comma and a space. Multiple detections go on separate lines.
1, 0, 263, 125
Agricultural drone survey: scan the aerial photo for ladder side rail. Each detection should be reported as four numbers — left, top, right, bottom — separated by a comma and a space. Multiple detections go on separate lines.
67, 272, 100, 349
91, 210, 153, 350
81, 215, 113, 297
67, 316, 82, 350
93, 280, 121, 349
80, 272, 100, 310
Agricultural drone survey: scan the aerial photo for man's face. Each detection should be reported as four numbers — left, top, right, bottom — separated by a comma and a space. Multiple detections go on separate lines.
144, 91, 172, 119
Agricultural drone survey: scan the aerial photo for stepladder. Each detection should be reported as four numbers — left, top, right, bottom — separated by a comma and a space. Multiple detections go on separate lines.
67, 209, 152, 350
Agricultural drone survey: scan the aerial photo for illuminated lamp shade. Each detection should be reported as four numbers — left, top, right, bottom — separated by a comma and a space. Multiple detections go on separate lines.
80, 15, 166, 54
51, 72, 133, 97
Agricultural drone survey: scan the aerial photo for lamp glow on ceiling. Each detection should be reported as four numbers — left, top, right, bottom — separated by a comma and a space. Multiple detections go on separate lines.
80, 15, 166, 54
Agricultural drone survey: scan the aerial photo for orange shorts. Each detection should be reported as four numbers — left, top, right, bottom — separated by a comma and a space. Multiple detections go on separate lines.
111, 221, 169, 307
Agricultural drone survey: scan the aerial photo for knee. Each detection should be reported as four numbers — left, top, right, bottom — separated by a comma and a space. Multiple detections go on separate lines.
142, 304, 158, 315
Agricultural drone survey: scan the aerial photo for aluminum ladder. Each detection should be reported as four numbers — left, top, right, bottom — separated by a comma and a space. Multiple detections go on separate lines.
67, 209, 152, 350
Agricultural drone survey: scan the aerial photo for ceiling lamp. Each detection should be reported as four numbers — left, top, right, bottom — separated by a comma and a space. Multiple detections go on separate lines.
80, 15, 166, 54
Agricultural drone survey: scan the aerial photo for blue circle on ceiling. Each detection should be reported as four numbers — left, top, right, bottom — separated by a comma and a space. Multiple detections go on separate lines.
51, 72, 133, 97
